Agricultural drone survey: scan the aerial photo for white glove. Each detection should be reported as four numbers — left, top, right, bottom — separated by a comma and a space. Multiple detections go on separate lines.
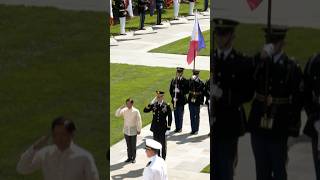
151, 97, 157, 104
165, 130, 170, 136
262, 43, 274, 57
174, 87, 180, 93
192, 75, 197, 80
212, 84, 223, 99
173, 97, 177, 102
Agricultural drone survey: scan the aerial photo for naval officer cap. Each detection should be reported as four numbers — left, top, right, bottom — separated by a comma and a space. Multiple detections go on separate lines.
156, 90, 165, 95
192, 69, 200, 75
213, 18, 239, 35
176, 67, 184, 72
145, 139, 162, 151
263, 25, 288, 43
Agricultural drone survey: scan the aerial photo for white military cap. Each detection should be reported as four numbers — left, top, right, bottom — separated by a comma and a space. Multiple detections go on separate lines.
145, 139, 162, 150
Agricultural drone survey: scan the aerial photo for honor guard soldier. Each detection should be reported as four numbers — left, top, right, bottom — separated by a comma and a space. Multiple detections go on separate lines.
248, 26, 303, 180
303, 53, 320, 180
156, 0, 164, 25
204, 78, 210, 135
188, 69, 204, 135
211, 18, 255, 180
144, 91, 172, 160
138, 0, 149, 30
169, 67, 189, 133
143, 139, 168, 180
116, 0, 127, 35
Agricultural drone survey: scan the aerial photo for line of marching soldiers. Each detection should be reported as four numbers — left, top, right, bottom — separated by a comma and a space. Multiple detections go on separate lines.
142, 18, 320, 180
110, 0, 209, 35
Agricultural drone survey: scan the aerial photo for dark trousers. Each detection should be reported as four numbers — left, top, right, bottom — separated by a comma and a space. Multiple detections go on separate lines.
156, 8, 162, 25
124, 134, 137, 160
139, 10, 146, 29
174, 105, 184, 130
212, 137, 238, 180
153, 132, 166, 160
204, 0, 208, 11
251, 134, 288, 180
189, 103, 200, 132
312, 137, 320, 180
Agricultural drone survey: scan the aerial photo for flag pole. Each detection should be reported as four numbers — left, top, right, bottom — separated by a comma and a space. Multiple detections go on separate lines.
193, 9, 197, 71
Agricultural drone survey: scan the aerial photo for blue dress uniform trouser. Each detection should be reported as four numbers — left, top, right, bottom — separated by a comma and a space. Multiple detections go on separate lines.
204, 0, 208, 11
153, 132, 167, 160
188, 103, 200, 132
212, 137, 238, 180
251, 134, 288, 180
312, 137, 320, 180
156, 8, 162, 25
174, 105, 184, 130
139, 10, 146, 29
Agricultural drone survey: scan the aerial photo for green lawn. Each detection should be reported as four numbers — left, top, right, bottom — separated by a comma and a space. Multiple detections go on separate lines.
110, 0, 207, 35
150, 30, 210, 56
149, 23, 320, 67
201, 164, 210, 173
0, 5, 107, 180
110, 63, 209, 145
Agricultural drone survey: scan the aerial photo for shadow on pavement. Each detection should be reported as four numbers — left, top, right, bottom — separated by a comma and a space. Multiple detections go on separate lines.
110, 161, 130, 171
111, 168, 144, 180
168, 133, 209, 144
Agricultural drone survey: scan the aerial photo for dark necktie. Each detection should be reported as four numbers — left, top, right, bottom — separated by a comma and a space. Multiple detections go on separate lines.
146, 161, 151, 167
220, 52, 225, 60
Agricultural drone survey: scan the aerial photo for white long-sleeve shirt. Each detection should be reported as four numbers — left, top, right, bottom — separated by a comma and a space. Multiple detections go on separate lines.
17, 142, 99, 180
115, 106, 142, 136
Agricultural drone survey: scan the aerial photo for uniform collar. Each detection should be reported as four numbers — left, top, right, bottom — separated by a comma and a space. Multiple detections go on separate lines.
273, 51, 284, 63
217, 47, 233, 60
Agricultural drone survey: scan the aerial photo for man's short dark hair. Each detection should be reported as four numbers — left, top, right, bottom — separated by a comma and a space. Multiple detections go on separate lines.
51, 116, 76, 133
126, 98, 134, 104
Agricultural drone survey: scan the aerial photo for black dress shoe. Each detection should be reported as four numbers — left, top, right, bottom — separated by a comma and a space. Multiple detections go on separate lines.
120, 33, 127, 36
124, 158, 131, 163
131, 159, 136, 163
190, 131, 195, 135
174, 129, 182, 133
139, 28, 146, 30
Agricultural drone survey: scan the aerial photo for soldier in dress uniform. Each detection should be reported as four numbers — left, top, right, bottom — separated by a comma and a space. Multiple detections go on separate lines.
247, 26, 303, 180
116, 0, 127, 35
188, 69, 204, 135
155, 0, 164, 25
211, 18, 255, 180
143, 139, 168, 180
169, 67, 189, 133
144, 91, 172, 160
138, 0, 149, 30
303, 53, 320, 180
204, 78, 210, 135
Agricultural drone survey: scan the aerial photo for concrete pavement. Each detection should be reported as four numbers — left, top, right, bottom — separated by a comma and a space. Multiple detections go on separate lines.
110, 16, 210, 71
110, 105, 210, 180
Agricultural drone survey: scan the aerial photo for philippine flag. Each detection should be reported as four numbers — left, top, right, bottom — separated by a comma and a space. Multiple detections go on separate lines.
186, 13, 206, 65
